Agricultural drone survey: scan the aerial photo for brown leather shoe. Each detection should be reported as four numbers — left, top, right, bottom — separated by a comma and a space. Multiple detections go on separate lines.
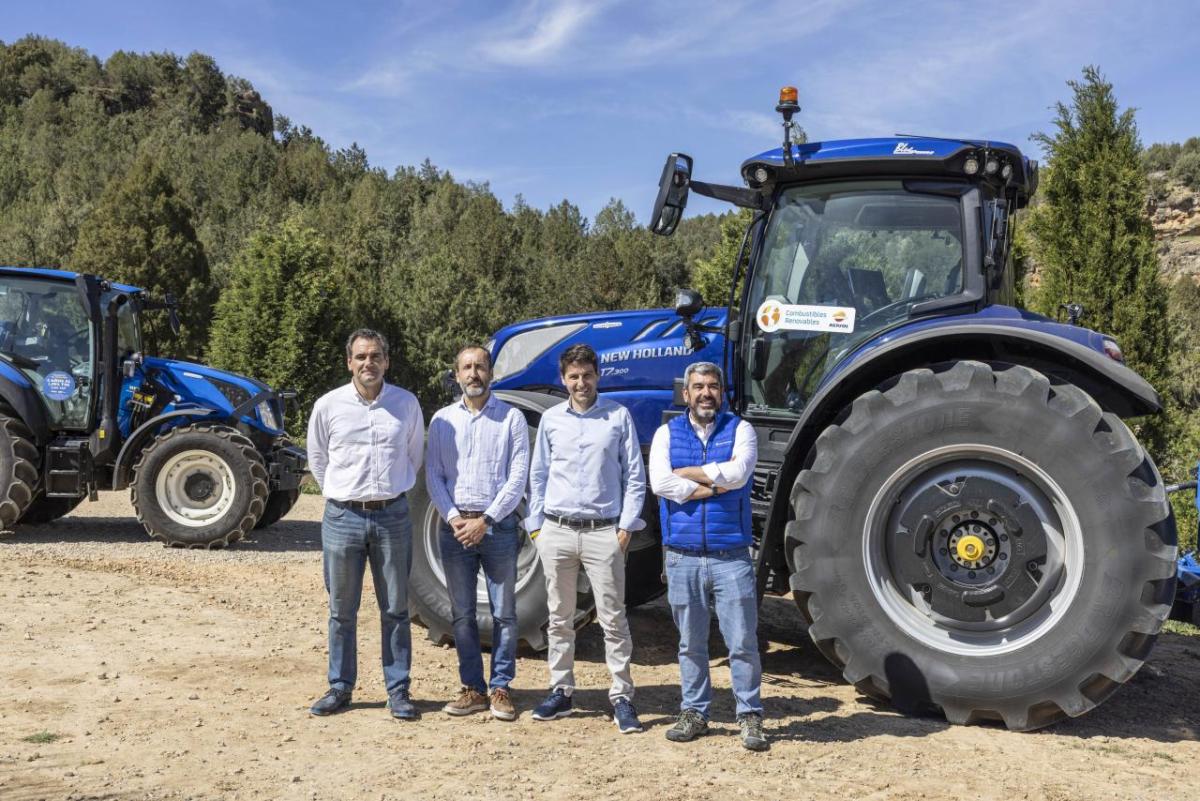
489, 688, 517, 721
443, 687, 488, 716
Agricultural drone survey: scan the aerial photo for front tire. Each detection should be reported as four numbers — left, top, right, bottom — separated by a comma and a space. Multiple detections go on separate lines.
788, 361, 1176, 731
131, 424, 269, 548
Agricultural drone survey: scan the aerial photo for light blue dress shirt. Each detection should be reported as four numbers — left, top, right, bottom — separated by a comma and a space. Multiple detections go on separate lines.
526, 397, 646, 532
425, 393, 529, 524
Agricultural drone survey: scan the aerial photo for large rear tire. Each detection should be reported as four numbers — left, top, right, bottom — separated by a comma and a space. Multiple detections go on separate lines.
0, 403, 38, 530
131, 424, 269, 548
20, 493, 84, 525
788, 361, 1177, 731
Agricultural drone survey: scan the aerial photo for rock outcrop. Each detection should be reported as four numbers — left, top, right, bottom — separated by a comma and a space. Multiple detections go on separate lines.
1148, 174, 1200, 283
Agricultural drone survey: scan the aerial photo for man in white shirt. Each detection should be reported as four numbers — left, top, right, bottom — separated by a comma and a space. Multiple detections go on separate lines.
648, 361, 768, 751
306, 329, 425, 720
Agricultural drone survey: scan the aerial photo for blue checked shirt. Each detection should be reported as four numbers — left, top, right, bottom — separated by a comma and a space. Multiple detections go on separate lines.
526, 397, 646, 533
425, 393, 529, 523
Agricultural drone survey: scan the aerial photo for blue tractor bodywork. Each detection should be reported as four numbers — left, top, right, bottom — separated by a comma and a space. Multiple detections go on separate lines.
467, 110, 1180, 730
0, 266, 304, 544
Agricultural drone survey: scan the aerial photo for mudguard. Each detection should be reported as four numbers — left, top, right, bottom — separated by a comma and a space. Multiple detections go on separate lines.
0, 363, 50, 444
761, 323, 1165, 569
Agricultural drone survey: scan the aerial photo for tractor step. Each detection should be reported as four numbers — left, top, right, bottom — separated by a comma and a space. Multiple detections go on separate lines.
45, 440, 92, 498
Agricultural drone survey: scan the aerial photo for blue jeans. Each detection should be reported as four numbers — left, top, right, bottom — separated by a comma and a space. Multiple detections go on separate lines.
439, 514, 520, 693
666, 547, 763, 718
322, 497, 413, 695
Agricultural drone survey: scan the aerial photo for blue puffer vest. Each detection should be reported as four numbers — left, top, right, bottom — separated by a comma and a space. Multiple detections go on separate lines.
658, 411, 752, 552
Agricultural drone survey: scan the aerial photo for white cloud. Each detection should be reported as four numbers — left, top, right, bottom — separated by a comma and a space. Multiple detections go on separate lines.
478, 0, 602, 66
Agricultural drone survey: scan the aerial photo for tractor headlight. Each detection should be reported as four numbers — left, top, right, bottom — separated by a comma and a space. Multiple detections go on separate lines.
257, 400, 282, 431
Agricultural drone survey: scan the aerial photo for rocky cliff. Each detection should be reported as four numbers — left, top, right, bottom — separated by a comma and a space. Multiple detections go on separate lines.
1149, 175, 1200, 283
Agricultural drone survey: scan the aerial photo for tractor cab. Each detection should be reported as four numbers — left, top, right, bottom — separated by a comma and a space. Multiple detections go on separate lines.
650, 88, 1040, 423
0, 266, 304, 546
0, 270, 100, 430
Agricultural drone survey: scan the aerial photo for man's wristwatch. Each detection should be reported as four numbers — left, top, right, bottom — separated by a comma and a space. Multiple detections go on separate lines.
483, 514, 496, 527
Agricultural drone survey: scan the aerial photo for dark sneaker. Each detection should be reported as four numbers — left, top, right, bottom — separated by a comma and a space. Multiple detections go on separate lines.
531, 688, 573, 721
665, 709, 708, 742
489, 688, 517, 721
388, 690, 419, 721
737, 712, 769, 752
443, 686, 488, 716
309, 687, 351, 717
612, 697, 643, 734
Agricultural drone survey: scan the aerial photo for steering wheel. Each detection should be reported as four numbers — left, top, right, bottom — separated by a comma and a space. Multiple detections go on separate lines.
856, 293, 941, 327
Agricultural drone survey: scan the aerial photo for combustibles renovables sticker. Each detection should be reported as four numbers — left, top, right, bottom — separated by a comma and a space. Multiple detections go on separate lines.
755, 299, 857, 334
43, 370, 76, 401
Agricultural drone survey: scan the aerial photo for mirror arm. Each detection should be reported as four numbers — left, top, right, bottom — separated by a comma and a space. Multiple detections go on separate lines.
688, 180, 766, 210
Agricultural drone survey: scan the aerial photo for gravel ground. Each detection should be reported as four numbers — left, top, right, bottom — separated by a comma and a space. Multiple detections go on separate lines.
1, 491, 1198, 801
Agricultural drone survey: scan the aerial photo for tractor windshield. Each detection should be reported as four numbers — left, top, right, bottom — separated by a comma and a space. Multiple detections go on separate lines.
743, 180, 964, 416
0, 275, 95, 429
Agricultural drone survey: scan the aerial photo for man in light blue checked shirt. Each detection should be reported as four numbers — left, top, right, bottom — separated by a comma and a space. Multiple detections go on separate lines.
425, 345, 529, 721
526, 343, 647, 733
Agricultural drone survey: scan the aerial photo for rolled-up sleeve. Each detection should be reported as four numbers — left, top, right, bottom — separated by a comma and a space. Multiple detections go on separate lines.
702, 420, 757, 490
617, 409, 646, 532
648, 424, 698, 504
487, 409, 529, 523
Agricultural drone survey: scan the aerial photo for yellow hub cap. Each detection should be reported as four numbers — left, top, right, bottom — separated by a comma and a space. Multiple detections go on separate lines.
956, 535, 985, 562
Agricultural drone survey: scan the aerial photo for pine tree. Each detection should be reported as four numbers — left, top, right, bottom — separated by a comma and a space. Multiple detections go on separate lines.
207, 217, 344, 433
72, 153, 215, 357
1026, 67, 1169, 391
691, 208, 753, 307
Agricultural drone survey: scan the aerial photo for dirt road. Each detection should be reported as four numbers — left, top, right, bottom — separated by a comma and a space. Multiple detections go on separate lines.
1, 493, 1197, 801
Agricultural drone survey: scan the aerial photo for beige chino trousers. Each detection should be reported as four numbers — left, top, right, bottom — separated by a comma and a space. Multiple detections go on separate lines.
536, 519, 634, 703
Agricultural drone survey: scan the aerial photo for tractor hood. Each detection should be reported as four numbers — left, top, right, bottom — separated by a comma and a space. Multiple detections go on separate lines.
489, 307, 728, 394
139, 356, 284, 433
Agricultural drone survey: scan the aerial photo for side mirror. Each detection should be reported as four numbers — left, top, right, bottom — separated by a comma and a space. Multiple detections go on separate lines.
122, 352, 143, 378
674, 288, 704, 319
650, 153, 693, 237
441, 369, 461, 399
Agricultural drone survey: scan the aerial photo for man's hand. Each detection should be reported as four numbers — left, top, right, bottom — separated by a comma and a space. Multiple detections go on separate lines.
685, 484, 718, 502
455, 516, 488, 547
617, 528, 631, 552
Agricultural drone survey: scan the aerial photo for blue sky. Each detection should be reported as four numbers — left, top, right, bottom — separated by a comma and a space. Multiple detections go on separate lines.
5, 1, 1199, 222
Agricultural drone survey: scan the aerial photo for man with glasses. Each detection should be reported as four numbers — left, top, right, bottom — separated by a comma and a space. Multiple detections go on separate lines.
306, 329, 425, 721
527, 343, 647, 733
648, 361, 767, 751
425, 345, 529, 721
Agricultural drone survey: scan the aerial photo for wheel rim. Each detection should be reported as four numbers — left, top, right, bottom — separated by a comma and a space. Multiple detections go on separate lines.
862, 444, 1084, 656
155, 449, 237, 528
420, 501, 542, 604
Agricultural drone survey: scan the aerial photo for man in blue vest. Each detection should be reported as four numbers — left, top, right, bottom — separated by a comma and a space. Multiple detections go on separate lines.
648, 361, 767, 751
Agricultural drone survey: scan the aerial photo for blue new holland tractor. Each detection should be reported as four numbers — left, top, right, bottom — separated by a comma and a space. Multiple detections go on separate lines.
407, 88, 1183, 731
0, 267, 305, 546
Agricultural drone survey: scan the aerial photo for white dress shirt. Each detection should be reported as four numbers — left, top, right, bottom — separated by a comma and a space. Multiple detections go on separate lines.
648, 413, 757, 504
307, 382, 424, 502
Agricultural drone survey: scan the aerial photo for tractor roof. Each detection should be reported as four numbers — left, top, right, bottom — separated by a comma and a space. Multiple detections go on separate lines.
0, 266, 142, 295
739, 136, 1038, 204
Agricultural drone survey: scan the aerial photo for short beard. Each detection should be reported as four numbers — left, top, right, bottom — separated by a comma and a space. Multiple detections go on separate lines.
690, 404, 716, 422
462, 383, 488, 398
